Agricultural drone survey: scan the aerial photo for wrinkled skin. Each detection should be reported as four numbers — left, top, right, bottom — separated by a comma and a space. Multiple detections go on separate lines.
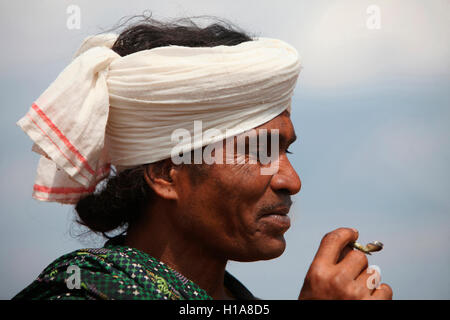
299, 228, 393, 300
126, 111, 393, 300
172, 110, 300, 262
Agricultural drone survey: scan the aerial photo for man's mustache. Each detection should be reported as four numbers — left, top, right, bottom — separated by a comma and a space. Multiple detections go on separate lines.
257, 197, 293, 217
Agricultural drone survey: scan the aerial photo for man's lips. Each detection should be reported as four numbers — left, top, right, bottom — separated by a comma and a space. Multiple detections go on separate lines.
259, 210, 291, 231
257, 200, 292, 231
260, 206, 290, 216
258, 198, 293, 218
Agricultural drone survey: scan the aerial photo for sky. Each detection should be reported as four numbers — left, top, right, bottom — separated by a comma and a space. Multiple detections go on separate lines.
0, 0, 449, 299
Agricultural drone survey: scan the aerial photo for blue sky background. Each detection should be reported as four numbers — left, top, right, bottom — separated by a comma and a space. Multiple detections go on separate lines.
1, 0, 449, 299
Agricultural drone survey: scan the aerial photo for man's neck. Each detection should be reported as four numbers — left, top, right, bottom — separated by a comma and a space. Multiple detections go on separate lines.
124, 205, 231, 300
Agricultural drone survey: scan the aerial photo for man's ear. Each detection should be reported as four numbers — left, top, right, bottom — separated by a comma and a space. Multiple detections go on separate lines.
143, 160, 179, 200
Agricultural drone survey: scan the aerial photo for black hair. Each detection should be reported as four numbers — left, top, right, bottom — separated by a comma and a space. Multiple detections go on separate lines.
75, 15, 252, 239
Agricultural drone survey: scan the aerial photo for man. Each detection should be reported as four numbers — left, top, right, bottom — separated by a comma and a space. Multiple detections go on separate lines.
13, 18, 392, 300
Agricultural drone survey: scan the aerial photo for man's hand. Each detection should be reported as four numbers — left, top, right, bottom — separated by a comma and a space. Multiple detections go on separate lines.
298, 228, 393, 300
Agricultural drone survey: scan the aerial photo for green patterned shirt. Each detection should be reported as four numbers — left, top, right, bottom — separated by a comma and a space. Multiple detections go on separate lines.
12, 235, 255, 300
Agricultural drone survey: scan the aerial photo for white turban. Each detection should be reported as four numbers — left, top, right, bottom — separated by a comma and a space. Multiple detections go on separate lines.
17, 34, 301, 204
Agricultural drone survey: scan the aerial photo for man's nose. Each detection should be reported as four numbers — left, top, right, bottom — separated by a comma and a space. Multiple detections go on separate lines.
270, 156, 301, 195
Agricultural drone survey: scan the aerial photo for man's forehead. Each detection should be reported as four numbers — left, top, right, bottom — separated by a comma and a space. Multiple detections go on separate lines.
254, 111, 296, 143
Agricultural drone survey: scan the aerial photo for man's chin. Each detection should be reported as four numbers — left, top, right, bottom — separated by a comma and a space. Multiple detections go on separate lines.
232, 236, 286, 262
258, 236, 287, 260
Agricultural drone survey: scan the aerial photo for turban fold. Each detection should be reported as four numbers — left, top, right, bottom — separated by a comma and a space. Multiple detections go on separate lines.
17, 34, 301, 204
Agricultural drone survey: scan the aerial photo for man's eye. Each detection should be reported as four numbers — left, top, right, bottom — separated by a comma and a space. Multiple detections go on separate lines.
286, 148, 293, 154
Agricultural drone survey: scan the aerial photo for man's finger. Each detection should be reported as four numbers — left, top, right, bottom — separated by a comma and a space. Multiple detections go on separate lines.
369, 283, 393, 300
336, 245, 353, 263
338, 249, 369, 279
353, 266, 379, 297
313, 228, 359, 265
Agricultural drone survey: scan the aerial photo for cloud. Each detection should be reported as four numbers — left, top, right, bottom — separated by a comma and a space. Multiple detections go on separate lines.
298, 0, 450, 89
342, 117, 450, 210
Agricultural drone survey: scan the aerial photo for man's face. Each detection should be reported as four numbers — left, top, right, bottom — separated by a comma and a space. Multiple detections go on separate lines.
173, 111, 301, 261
